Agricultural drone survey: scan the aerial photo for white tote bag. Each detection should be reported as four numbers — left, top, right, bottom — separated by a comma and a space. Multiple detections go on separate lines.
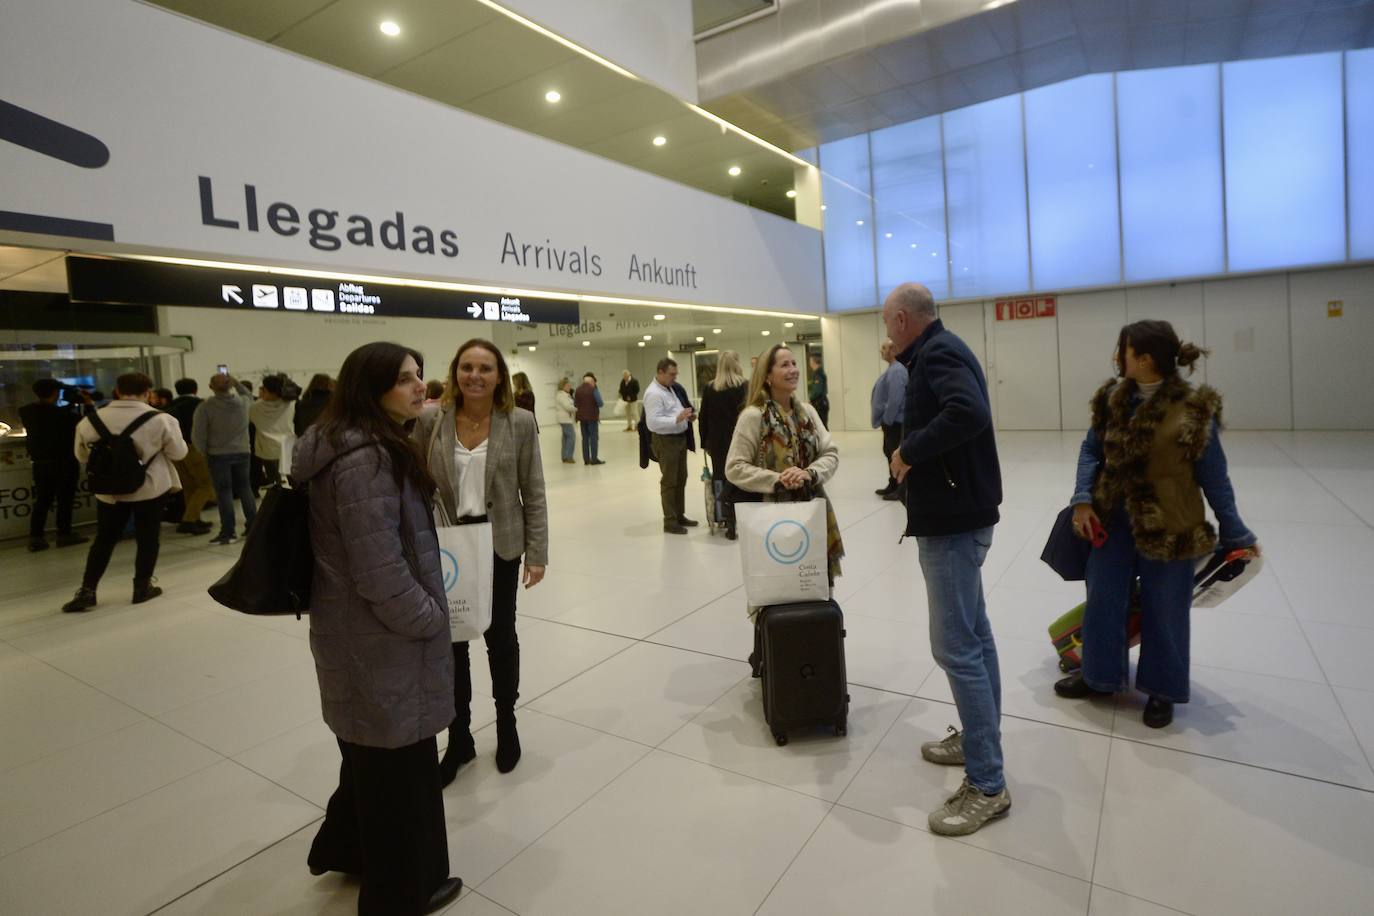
735, 498, 829, 606
434, 503, 494, 642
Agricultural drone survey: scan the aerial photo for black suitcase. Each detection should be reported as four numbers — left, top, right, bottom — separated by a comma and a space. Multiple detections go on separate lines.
759, 600, 849, 746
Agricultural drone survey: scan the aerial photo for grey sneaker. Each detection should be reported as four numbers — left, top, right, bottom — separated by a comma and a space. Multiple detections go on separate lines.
929, 778, 1011, 837
920, 726, 964, 765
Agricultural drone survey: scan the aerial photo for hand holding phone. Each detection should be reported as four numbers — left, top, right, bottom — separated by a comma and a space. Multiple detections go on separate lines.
1089, 516, 1108, 548
217, 364, 229, 376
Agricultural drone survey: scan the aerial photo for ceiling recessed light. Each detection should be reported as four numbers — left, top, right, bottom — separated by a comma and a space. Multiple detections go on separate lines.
652, 135, 667, 147
545, 90, 562, 103
820, 204, 827, 211
643, 334, 653, 340
653, 314, 666, 320
930, 252, 937, 257
761, 330, 771, 336
728, 166, 741, 177
910, 243, 917, 249
527, 345, 537, 351
885, 232, 893, 239
784, 322, 794, 328
379, 20, 401, 36
638, 341, 646, 347
785, 189, 797, 199
856, 219, 864, 226
695, 336, 705, 342
712, 328, 722, 334
582, 340, 590, 346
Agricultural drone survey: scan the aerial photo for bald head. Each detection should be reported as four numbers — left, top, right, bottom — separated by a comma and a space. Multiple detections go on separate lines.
882, 283, 937, 351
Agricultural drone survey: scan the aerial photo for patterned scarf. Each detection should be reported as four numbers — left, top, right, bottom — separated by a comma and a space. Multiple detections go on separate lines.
756, 399, 844, 581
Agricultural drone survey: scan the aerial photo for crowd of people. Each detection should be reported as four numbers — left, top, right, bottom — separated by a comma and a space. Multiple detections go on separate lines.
12, 278, 1259, 912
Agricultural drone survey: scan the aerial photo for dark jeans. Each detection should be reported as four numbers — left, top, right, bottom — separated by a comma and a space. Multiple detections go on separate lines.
30, 457, 79, 538
881, 423, 902, 491
81, 496, 164, 589
308, 736, 450, 916
1083, 511, 1195, 703
580, 421, 599, 462
208, 453, 257, 538
453, 554, 522, 726
652, 432, 688, 524
560, 423, 576, 462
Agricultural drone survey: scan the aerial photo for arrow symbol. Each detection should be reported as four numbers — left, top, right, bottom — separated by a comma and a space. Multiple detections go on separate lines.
467, 302, 482, 318
222, 285, 242, 304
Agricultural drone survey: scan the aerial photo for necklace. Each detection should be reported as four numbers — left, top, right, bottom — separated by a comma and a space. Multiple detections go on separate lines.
456, 408, 491, 430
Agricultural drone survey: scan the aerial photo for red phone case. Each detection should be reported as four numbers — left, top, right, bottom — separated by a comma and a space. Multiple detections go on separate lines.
1089, 517, 1108, 548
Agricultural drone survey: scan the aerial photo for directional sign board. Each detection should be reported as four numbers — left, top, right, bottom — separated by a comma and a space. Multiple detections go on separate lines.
65, 256, 582, 325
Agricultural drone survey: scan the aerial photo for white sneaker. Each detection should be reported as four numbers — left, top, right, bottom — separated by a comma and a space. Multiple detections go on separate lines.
929, 777, 1011, 837
920, 726, 964, 765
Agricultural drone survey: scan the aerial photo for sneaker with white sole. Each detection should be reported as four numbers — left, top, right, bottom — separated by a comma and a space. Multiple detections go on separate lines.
928, 777, 1011, 837
920, 726, 964, 765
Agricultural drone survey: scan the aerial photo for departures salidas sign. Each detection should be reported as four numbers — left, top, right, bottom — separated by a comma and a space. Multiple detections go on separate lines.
0, 1, 823, 315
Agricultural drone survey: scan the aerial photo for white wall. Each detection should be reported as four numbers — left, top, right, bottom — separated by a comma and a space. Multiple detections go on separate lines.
819, 264, 1373, 431
503, 0, 699, 103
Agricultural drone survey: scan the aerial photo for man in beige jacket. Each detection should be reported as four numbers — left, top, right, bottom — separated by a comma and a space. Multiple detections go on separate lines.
62, 372, 188, 613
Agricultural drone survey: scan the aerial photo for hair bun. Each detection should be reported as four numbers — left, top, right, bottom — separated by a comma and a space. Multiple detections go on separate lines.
1176, 341, 1209, 371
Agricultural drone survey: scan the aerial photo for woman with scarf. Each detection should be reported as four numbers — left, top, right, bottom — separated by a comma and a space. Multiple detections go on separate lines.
726, 343, 844, 676
1055, 320, 1258, 728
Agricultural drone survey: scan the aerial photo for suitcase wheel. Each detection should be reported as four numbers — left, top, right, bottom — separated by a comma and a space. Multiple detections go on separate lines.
1058, 659, 1078, 673
774, 732, 788, 747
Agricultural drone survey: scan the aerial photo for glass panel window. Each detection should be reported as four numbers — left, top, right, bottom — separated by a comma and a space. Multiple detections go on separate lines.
1118, 64, 1225, 282
943, 95, 1030, 298
1348, 49, 1374, 260
1024, 74, 1122, 290
818, 135, 877, 312
1223, 52, 1345, 270
870, 116, 949, 301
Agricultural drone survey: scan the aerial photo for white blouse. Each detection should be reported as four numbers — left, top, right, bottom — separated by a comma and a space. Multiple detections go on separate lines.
453, 439, 489, 518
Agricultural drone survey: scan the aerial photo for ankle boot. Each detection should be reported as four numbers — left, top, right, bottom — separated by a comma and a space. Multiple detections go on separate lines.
495, 706, 521, 774
132, 578, 162, 604
62, 587, 97, 613
438, 724, 476, 787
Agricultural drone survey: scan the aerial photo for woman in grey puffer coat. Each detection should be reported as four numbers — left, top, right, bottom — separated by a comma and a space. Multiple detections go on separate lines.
292, 341, 462, 916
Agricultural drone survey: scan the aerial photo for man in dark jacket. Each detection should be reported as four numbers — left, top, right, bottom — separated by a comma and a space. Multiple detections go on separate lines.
167, 378, 214, 534
618, 370, 641, 431
18, 379, 91, 552
883, 281, 1009, 838
573, 373, 604, 465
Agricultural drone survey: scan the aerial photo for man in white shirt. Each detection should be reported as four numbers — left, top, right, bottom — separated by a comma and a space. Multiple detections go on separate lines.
643, 357, 698, 535
62, 372, 188, 613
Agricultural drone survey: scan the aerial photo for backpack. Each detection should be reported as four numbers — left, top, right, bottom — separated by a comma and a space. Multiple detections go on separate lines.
85, 409, 162, 495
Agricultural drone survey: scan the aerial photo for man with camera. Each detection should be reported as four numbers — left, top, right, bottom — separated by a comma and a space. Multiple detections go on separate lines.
19, 379, 92, 553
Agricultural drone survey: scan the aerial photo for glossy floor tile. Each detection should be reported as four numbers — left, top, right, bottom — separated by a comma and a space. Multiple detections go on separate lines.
1, 429, 1371, 915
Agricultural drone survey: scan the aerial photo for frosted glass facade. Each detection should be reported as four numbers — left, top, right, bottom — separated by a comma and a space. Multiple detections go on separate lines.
817, 49, 1369, 311
1118, 64, 1225, 282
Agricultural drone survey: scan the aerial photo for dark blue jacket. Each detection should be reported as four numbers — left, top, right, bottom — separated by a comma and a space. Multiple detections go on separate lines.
897, 319, 1002, 537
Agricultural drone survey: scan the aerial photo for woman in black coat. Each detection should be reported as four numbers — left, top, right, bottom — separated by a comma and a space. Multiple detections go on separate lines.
697, 350, 750, 538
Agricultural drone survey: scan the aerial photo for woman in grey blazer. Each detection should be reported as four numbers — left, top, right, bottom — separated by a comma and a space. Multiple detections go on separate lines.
414, 338, 549, 783
293, 341, 462, 916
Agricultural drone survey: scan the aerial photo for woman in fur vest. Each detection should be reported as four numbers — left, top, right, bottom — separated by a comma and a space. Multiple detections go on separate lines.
1054, 320, 1259, 728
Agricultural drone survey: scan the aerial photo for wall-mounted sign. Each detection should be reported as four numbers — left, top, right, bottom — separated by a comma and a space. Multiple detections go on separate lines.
995, 297, 1057, 321
1328, 299, 1343, 318
66, 256, 581, 325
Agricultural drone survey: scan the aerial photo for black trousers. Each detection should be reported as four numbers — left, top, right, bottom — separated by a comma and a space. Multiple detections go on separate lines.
453, 554, 522, 724
309, 736, 450, 916
81, 496, 163, 589
881, 423, 902, 491
30, 458, 80, 539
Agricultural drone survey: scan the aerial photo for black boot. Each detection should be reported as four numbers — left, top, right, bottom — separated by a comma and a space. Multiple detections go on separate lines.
495, 705, 521, 774
438, 723, 476, 788
62, 587, 97, 613
132, 578, 162, 604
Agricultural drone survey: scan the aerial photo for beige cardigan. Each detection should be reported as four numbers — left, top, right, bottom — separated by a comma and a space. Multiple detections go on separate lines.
413, 404, 549, 566
725, 403, 839, 494
75, 400, 188, 505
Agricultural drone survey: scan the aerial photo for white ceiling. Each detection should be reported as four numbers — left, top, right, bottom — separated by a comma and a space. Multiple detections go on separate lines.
148, 0, 801, 216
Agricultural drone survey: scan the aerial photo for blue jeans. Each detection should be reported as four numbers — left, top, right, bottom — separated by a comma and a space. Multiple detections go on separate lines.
580, 421, 599, 463
208, 453, 257, 538
1083, 512, 1195, 703
918, 527, 1004, 794
560, 423, 575, 462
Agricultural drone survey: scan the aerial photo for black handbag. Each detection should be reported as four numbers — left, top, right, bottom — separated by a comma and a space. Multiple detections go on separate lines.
1041, 505, 1091, 582
208, 482, 314, 616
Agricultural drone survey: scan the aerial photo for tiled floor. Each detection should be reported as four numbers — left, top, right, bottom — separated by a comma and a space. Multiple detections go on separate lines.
2, 427, 1372, 915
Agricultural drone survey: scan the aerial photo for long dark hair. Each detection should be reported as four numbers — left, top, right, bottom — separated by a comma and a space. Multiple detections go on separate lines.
1115, 320, 1209, 379
317, 342, 435, 495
